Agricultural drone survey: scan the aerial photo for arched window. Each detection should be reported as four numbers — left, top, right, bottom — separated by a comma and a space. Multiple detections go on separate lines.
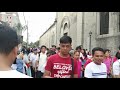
60, 16, 70, 36
64, 23, 68, 30
63, 23, 68, 36
64, 32, 68, 36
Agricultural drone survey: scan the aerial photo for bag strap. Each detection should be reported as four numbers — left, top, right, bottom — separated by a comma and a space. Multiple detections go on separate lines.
71, 58, 74, 78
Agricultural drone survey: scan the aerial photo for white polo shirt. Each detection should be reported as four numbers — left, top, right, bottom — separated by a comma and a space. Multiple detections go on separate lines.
37, 52, 47, 73
85, 62, 107, 78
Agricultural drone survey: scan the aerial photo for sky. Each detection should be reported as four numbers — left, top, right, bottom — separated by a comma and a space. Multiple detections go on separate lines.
18, 12, 56, 43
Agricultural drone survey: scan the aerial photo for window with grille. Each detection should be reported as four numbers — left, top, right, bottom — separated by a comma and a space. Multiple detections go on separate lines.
100, 12, 109, 35
64, 32, 68, 36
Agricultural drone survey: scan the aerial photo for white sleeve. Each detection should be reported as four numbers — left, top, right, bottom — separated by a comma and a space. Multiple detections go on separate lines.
113, 62, 120, 75
30, 54, 33, 62
84, 65, 92, 78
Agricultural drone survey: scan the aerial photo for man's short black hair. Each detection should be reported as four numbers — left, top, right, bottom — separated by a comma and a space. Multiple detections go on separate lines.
0, 21, 19, 55
40, 45, 47, 50
92, 47, 104, 56
60, 35, 72, 44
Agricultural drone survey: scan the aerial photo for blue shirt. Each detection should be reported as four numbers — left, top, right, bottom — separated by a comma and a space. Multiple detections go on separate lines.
16, 59, 23, 73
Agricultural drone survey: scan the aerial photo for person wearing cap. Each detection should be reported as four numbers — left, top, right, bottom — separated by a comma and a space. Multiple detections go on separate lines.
0, 21, 32, 78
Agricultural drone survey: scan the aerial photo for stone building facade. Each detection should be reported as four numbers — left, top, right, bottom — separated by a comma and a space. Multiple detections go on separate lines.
39, 20, 57, 48
39, 12, 120, 56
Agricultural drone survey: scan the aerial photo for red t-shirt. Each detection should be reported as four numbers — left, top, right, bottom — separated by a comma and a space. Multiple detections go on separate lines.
45, 53, 78, 78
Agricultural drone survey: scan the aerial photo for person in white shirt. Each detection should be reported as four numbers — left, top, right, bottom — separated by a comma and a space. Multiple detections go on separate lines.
0, 22, 31, 78
22, 51, 32, 76
29, 48, 39, 78
36, 45, 47, 78
84, 47, 107, 78
112, 51, 120, 78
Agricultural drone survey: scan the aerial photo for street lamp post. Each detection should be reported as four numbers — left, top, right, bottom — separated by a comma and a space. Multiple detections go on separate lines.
89, 31, 92, 53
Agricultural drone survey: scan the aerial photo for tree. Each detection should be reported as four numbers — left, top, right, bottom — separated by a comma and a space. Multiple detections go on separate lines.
29, 42, 34, 48
34, 40, 39, 47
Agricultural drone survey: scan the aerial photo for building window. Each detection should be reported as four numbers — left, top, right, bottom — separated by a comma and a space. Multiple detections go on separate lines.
63, 23, 68, 36
64, 32, 68, 36
64, 23, 67, 30
100, 12, 109, 35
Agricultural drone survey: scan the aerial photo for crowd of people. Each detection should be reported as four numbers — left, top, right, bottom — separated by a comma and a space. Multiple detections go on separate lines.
11, 36, 120, 78
1, 20, 120, 78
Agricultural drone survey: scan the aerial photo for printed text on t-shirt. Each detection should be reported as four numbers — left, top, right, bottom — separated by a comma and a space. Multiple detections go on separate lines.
53, 63, 72, 78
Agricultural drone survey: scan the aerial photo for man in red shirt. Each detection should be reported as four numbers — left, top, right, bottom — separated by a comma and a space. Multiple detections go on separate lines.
43, 35, 78, 78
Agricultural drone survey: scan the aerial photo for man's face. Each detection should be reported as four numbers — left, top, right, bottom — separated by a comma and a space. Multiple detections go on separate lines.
59, 43, 71, 55
41, 47, 46, 53
93, 51, 104, 65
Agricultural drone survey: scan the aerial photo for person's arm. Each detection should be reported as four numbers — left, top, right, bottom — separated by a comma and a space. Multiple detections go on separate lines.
113, 62, 120, 78
84, 64, 92, 78
43, 57, 53, 78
